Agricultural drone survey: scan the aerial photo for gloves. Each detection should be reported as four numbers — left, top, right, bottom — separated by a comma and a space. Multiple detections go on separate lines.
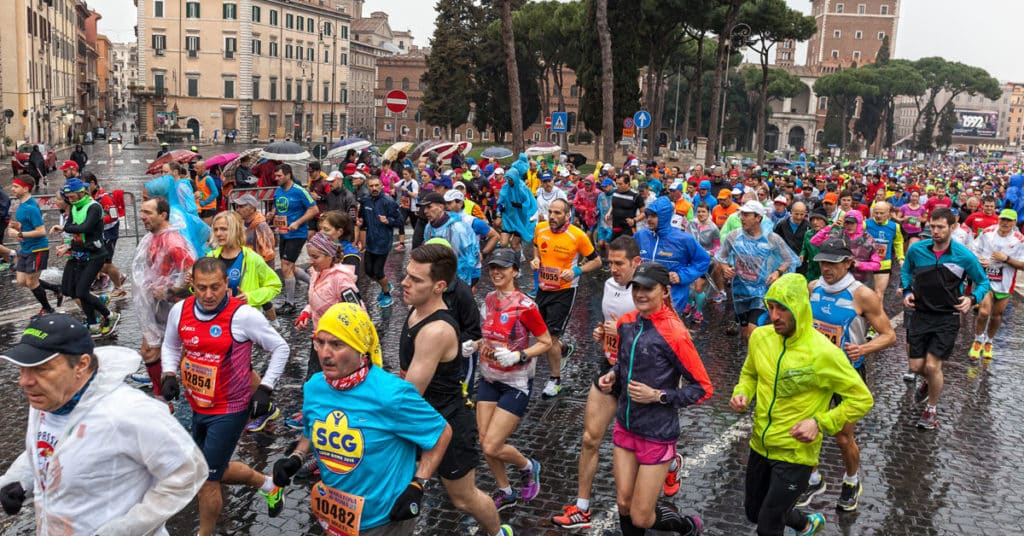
461, 340, 478, 358
272, 454, 304, 487
493, 347, 521, 367
388, 480, 424, 521
1, 482, 26, 515
250, 385, 274, 419
295, 311, 311, 328
160, 375, 180, 401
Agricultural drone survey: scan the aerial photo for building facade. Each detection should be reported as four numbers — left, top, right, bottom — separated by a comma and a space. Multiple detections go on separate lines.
806, 0, 899, 68
893, 82, 1016, 152
96, 34, 112, 124
77, 2, 101, 134
136, 0, 353, 142
0, 0, 83, 145
111, 42, 139, 115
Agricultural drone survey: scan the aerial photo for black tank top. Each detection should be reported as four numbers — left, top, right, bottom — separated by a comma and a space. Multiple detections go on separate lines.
399, 308, 463, 412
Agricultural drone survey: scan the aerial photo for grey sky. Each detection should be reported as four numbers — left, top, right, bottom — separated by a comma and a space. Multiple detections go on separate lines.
97, 0, 1024, 82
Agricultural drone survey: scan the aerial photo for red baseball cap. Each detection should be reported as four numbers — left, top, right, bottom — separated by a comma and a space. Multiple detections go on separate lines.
343, 163, 357, 175
59, 160, 78, 171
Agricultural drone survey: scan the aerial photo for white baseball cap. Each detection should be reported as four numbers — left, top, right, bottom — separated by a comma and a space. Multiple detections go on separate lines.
738, 200, 765, 216
443, 189, 465, 202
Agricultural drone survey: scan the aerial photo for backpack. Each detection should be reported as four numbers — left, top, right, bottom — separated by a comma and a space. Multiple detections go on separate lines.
111, 190, 127, 218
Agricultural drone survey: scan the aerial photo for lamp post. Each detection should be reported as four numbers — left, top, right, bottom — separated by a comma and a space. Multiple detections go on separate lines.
716, 22, 751, 163
320, 21, 338, 143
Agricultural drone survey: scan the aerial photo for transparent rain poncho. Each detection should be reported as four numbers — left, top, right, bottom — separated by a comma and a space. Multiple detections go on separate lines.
132, 227, 197, 345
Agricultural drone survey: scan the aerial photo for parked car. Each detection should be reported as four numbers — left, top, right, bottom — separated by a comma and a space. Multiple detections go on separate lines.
108, 132, 123, 144
11, 143, 57, 175
83, 131, 95, 144
94, 127, 107, 140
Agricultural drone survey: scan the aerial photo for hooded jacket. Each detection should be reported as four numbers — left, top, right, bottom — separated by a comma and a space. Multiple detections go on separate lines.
694, 180, 718, 210
498, 154, 539, 242
208, 246, 281, 308
612, 303, 712, 442
1006, 173, 1024, 223
635, 197, 711, 311
731, 274, 874, 466
810, 210, 880, 282
0, 347, 207, 535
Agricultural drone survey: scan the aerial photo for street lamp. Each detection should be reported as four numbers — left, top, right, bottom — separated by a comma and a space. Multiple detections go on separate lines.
717, 22, 751, 163
320, 21, 338, 143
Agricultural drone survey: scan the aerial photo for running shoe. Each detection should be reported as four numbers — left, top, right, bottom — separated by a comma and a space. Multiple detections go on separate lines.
492, 489, 518, 511
982, 341, 993, 359
88, 323, 102, 337
498, 524, 514, 536
259, 486, 285, 518
101, 312, 121, 336
969, 340, 982, 359
914, 379, 929, 403
552, 504, 592, 529
798, 512, 826, 535
682, 303, 695, 317
690, 514, 704, 535
129, 372, 152, 385
692, 311, 704, 324
277, 303, 297, 315
0, 262, 10, 272
379, 293, 395, 308
245, 404, 280, 432
519, 459, 541, 501
917, 407, 938, 430
542, 379, 562, 398
663, 452, 684, 497
901, 371, 917, 383
713, 290, 727, 304
795, 479, 826, 507
34, 308, 55, 318
91, 274, 112, 293
285, 411, 304, 429
836, 480, 862, 512
108, 288, 127, 299
561, 341, 576, 361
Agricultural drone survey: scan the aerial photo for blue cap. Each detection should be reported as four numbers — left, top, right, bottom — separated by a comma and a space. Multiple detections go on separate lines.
431, 177, 453, 189
540, 172, 553, 181
62, 178, 87, 194
601, 178, 615, 188
465, 157, 476, 166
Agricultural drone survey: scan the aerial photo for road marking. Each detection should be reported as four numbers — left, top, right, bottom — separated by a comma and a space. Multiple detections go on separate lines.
130, 159, 140, 164
114, 160, 124, 165
95, 160, 107, 165
146, 159, 154, 163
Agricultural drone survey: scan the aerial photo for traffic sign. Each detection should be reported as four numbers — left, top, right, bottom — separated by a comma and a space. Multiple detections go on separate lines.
544, 116, 552, 130
624, 118, 634, 129
312, 144, 328, 159
551, 111, 568, 133
633, 110, 651, 129
622, 127, 635, 138
385, 90, 409, 113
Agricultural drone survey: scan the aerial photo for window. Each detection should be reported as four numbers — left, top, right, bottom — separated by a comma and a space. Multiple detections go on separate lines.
307, 47, 314, 62
324, 48, 330, 63
252, 39, 261, 55
323, 83, 330, 102
482, 130, 490, 141
187, 77, 199, 97
225, 37, 237, 59
466, 128, 474, 140
185, 35, 200, 57
341, 87, 348, 103
833, 30, 841, 38
384, 123, 393, 132
186, 1, 200, 18
385, 77, 393, 90
857, 4, 866, 14
296, 16, 304, 31
401, 77, 410, 91
341, 25, 348, 39
285, 13, 293, 29
253, 77, 260, 100
831, 50, 839, 59
341, 53, 348, 65
323, 22, 332, 36
252, 115, 260, 137
880, 4, 889, 15
224, 79, 235, 98
252, 6, 261, 22
307, 81, 313, 101
154, 73, 165, 92
151, 34, 166, 54
835, 3, 844, 13
269, 41, 278, 57
295, 45, 302, 59
781, 51, 791, 60
154, 0, 163, 17
270, 77, 278, 100
296, 80, 303, 101
268, 114, 277, 136
223, 3, 237, 20
307, 18, 314, 33
855, 31, 862, 40
878, 32, 886, 40
285, 79, 292, 101
269, 9, 278, 26
570, 85, 579, 97
853, 51, 861, 60
533, 132, 541, 142
285, 44, 293, 59
818, 96, 828, 110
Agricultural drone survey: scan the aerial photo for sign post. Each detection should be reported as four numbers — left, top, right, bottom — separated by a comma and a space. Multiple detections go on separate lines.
386, 89, 409, 143
633, 110, 651, 154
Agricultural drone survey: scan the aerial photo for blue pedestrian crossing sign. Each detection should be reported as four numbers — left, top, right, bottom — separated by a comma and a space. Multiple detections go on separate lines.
633, 110, 651, 129
551, 111, 568, 133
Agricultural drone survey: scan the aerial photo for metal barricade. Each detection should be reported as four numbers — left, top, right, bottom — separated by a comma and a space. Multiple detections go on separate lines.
227, 186, 278, 217
2, 191, 142, 249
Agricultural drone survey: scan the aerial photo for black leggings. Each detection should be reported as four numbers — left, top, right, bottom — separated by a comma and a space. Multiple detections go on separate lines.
62, 254, 110, 323
744, 449, 813, 536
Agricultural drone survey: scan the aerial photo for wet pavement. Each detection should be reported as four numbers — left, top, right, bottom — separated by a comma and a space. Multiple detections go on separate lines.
1, 142, 1024, 535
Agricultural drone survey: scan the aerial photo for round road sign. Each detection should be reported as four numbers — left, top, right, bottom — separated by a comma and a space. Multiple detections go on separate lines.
386, 90, 409, 113
544, 116, 552, 130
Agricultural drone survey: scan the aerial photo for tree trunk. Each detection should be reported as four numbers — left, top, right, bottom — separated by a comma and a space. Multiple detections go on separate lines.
756, 59, 769, 164
596, 0, 614, 163
554, 64, 566, 148
706, 3, 739, 166
693, 35, 705, 138
501, 0, 524, 153
681, 81, 693, 147
650, 65, 666, 159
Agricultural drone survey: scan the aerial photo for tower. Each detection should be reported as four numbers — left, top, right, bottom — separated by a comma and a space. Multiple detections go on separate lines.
806, 0, 899, 69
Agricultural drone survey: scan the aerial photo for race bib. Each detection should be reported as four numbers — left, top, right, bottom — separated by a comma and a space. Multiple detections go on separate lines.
311, 481, 364, 536
874, 241, 888, 258
813, 320, 843, 347
274, 215, 288, 232
986, 264, 1003, 282
735, 254, 759, 281
906, 216, 918, 227
538, 266, 562, 290
602, 331, 619, 366
181, 357, 218, 408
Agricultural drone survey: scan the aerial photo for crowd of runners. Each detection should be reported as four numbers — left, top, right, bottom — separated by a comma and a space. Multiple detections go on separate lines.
0, 146, 1022, 535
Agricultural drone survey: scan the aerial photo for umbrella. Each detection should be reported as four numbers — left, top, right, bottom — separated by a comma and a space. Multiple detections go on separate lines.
383, 141, 414, 162
436, 141, 471, 160
410, 140, 445, 160
221, 148, 262, 180
204, 152, 238, 168
146, 149, 198, 175
765, 157, 791, 166
326, 137, 372, 160
425, 141, 456, 159
525, 142, 561, 157
482, 146, 514, 160
260, 141, 311, 161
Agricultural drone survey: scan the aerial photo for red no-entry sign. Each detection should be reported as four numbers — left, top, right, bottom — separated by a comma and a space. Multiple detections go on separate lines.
386, 90, 408, 113
544, 116, 552, 130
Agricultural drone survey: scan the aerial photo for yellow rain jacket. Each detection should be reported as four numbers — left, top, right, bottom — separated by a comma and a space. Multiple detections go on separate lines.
732, 273, 874, 467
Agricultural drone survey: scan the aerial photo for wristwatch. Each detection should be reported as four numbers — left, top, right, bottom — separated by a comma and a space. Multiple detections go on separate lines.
519, 350, 529, 363
659, 390, 669, 405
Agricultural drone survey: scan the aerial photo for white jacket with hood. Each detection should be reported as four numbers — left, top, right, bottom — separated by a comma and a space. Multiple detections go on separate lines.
0, 346, 207, 535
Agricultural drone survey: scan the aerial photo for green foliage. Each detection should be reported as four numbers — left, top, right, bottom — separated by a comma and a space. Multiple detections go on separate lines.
911, 57, 1002, 152
420, 0, 480, 132
740, 65, 803, 101
574, 0, 641, 138
936, 104, 957, 149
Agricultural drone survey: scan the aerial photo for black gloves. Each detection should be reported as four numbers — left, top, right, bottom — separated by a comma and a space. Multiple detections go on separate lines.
272, 454, 304, 487
1, 482, 26, 515
389, 479, 424, 521
160, 375, 180, 401
249, 385, 274, 419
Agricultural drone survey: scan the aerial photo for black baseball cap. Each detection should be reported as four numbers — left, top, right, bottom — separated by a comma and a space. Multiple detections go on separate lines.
631, 262, 671, 288
420, 192, 446, 206
1, 314, 95, 367
487, 248, 520, 270
813, 236, 854, 263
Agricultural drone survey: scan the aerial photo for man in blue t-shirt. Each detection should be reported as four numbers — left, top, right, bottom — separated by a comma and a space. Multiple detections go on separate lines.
272, 163, 319, 314
271, 303, 452, 535
8, 176, 62, 314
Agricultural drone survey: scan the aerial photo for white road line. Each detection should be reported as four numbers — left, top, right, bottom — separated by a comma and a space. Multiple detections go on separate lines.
114, 160, 124, 165
95, 160, 107, 165
130, 159, 140, 164
146, 159, 154, 163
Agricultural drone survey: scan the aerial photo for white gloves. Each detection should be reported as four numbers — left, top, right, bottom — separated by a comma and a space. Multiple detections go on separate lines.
529, 212, 539, 222
462, 340, 478, 358
494, 347, 521, 367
